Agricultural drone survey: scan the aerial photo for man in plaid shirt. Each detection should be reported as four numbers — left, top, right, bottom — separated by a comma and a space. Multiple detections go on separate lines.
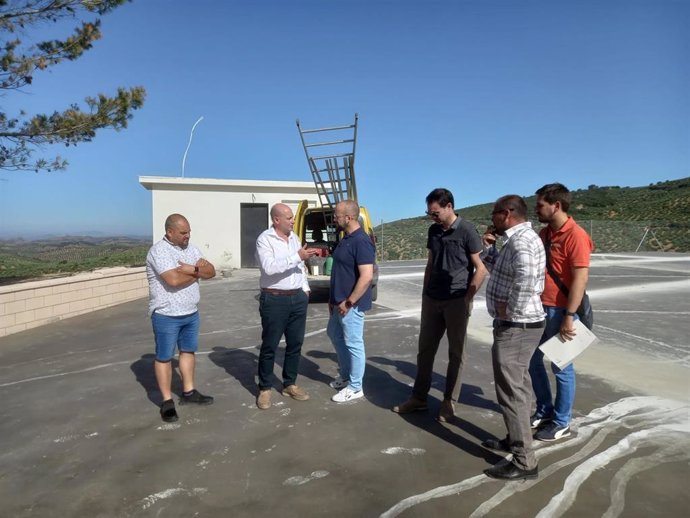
481, 195, 546, 481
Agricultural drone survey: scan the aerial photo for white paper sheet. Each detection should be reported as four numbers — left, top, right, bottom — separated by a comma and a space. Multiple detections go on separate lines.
538, 319, 598, 369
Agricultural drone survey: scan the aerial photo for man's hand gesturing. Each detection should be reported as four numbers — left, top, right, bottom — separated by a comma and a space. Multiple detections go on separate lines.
298, 244, 318, 261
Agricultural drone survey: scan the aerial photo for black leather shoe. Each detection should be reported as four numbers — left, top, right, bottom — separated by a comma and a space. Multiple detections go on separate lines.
481, 437, 511, 453
484, 462, 538, 480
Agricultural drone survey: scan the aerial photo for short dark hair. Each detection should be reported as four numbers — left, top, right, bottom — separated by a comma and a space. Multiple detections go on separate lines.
536, 183, 571, 212
426, 188, 454, 208
495, 195, 528, 220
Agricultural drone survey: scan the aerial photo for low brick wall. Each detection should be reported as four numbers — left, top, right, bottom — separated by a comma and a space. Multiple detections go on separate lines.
0, 267, 148, 338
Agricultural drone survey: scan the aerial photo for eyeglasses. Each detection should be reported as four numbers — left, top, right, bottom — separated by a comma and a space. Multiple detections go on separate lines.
425, 210, 442, 217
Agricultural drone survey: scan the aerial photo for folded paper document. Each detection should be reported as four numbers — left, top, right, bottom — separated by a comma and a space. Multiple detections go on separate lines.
538, 319, 598, 369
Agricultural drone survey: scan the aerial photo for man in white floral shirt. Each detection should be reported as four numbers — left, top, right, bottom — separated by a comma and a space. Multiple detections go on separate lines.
146, 213, 216, 422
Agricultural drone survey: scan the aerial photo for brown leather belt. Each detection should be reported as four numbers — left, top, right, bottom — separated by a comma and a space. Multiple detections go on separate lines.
261, 288, 301, 296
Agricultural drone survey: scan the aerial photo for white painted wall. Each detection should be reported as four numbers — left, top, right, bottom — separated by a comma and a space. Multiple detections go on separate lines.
139, 176, 319, 270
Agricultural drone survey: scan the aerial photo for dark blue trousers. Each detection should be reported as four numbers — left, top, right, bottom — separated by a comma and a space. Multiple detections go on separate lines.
258, 291, 309, 390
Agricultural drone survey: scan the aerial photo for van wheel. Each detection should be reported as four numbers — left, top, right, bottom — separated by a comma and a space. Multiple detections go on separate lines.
371, 285, 378, 301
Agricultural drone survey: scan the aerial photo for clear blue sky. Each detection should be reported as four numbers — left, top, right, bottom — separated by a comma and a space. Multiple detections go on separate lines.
1, 0, 688, 237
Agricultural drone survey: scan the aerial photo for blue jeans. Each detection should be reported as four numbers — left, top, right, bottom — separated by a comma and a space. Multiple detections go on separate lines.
151, 311, 200, 362
529, 306, 577, 427
327, 306, 366, 391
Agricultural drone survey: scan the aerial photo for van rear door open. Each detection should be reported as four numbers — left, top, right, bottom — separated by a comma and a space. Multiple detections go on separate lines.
294, 199, 309, 243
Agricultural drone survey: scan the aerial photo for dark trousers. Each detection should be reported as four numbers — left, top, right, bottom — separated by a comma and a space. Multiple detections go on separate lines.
491, 323, 542, 470
258, 291, 309, 390
413, 294, 470, 401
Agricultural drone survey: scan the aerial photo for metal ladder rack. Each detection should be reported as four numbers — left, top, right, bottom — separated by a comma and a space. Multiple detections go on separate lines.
296, 113, 359, 212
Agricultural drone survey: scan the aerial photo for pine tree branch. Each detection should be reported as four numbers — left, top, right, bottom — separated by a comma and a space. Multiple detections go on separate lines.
0, 1, 144, 173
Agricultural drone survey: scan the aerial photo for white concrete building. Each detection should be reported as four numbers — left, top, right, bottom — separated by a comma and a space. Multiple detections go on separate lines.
139, 176, 319, 270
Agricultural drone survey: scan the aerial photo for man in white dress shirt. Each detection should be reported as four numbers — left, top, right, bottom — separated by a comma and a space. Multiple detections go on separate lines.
255, 203, 318, 410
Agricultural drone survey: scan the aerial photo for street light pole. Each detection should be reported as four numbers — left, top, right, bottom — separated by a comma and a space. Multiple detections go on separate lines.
380, 218, 384, 262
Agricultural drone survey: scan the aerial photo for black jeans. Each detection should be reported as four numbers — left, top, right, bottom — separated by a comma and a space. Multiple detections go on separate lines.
258, 290, 309, 390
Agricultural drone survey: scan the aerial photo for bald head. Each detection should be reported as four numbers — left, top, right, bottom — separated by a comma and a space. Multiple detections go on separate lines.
337, 200, 359, 217
164, 213, 189, 231
164, 213, 191, 248
334, 200, 360, 233
270, 203, 291, 220
271, 203, 295, 237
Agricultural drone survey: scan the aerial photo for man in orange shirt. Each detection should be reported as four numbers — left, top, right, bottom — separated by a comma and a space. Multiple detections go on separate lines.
529, 183, 594, 442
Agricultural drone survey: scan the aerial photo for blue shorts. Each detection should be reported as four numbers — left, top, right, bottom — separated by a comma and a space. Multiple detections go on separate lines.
151, 311, 200, 362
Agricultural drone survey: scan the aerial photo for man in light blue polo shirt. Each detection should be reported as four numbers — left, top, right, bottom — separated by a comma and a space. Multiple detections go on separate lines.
146, 213, 216, 422
327, 200, 376, 403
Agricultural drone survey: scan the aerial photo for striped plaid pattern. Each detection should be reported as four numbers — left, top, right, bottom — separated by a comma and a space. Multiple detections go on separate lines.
486, 222, 546, 323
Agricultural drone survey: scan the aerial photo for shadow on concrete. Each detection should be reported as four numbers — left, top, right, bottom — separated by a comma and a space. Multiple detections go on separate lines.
208, 344, 333, 396
458, 384, 502, 413
209, 346, 259, 396
304, 349, 339, 378
306, 351, 503, 464
130, 353, 182, 406
399, 411, 504, 465
368, 357, 502, 464
296, 350, 333, 386
368, 355, 502, 412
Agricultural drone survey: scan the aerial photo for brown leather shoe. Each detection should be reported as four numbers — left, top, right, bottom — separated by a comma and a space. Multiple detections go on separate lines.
257, 389, 271, 409
438, 399, 455, 422
392, 397, 428, 414
283, 384, 310, 401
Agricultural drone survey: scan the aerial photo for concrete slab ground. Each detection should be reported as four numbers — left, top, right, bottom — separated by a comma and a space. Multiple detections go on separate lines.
0, 254, 688, 517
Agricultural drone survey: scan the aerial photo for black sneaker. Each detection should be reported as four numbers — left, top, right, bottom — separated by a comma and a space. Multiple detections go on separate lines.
530, 412, 553, 429
160, 399, 178, 422
534, 422, 571, 442
180, 389, 214, 405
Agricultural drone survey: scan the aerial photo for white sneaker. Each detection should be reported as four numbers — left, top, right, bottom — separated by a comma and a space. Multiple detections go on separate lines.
329, 376, 348, 390
331, 385, 364, 403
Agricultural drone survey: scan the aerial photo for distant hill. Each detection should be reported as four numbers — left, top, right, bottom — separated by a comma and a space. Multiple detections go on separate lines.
375, 178, 690, 260
0, 236, 150, 285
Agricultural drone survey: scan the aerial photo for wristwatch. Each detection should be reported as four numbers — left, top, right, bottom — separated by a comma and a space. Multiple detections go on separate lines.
565, 310, 576, 316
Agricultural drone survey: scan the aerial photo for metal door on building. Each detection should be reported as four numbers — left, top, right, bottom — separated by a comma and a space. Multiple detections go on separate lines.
240, 203, 269, 268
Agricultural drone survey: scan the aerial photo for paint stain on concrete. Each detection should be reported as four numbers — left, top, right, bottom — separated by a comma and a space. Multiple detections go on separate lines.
212, 446, 230, 456
381, 447, 426, 456
283, 470, 330, 486
140, 487, 208, 510
156, 423, 181, 431
54, 432, 99, 443
53, 435, 79, 443
380, 396, 690, 518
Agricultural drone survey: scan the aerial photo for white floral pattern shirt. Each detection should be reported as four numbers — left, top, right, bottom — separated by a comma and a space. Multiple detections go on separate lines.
146, 238, 203, 316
